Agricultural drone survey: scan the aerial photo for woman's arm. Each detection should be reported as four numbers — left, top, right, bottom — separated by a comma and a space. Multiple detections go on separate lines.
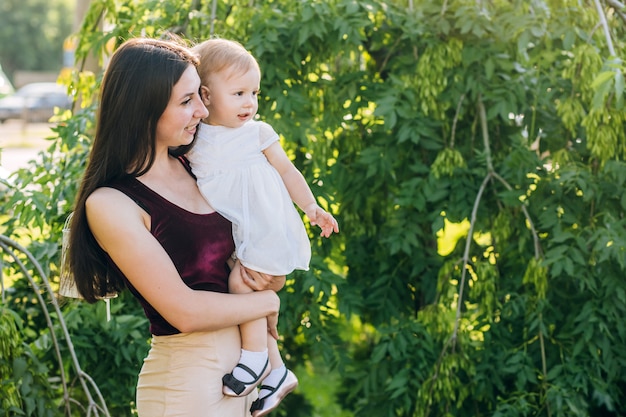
86, 187, 280, 335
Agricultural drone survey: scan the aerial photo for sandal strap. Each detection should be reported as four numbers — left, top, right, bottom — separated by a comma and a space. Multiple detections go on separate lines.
257, 367, 288, 398
222, 359, 269, 395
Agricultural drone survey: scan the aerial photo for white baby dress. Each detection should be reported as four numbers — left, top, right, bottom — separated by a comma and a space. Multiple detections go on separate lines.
187, 120, 311, 275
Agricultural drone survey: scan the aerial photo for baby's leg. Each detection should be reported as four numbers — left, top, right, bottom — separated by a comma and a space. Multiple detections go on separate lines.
229, 268, 267, 352
247, 273, 284, 370
267, 333, 283, 370
250, 276, 298, 416
222, 267, 270, 397
251, 331, 299, 417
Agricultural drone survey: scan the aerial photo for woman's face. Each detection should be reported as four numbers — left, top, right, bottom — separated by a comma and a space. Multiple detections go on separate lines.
156, 65, 208, 148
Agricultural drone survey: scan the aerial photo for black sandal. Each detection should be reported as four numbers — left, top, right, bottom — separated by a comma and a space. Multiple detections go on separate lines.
222, 359, 271, 397
250, 368, 298, 417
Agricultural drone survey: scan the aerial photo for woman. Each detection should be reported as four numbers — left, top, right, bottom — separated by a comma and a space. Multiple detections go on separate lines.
67, 36, 280, 416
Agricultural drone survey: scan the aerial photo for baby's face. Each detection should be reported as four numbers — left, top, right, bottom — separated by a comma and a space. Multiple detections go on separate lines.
206, 68, 260, 128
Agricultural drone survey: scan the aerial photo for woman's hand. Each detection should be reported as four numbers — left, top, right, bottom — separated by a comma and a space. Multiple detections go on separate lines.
241, 266, 286, 292
267, 310, 279, 340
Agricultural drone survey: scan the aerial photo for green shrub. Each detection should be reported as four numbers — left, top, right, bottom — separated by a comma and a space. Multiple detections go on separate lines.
0, 307, 55, 417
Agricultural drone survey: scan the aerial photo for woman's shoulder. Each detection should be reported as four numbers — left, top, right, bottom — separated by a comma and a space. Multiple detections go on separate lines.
87, 185, 139, 210
86, 185, 150, 231
89, 185, 127, 200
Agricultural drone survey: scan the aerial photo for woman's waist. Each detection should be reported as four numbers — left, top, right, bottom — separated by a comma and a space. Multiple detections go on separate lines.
150, 326, 241, 347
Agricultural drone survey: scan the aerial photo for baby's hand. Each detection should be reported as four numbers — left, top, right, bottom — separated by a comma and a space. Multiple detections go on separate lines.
305, 204, 339, 238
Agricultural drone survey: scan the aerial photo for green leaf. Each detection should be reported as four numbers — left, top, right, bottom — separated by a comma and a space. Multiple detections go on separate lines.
12, 357, 27, 378
614, 70, 624, 109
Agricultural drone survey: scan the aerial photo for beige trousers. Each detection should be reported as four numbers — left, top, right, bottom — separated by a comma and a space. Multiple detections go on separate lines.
136, 327, 256, 417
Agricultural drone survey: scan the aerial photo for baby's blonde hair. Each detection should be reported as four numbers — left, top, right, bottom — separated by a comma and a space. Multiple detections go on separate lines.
193, 38, 260, 85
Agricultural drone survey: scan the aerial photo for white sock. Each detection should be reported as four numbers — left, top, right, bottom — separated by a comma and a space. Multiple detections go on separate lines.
232, 349, 268, 382
259, 365, 287, 398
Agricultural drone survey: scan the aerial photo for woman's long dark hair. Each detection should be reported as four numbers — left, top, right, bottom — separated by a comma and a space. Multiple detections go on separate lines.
69, 37, 200, 302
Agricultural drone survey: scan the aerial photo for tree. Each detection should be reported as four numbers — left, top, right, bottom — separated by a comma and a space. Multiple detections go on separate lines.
2, 0, 625, 416
0, 0, 74, 83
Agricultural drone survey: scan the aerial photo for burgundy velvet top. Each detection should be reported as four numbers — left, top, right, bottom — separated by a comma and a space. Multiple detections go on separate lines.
106, 160, 235, 336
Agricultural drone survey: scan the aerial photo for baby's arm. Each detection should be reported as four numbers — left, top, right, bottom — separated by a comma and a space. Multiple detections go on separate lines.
264, 141, 339, 237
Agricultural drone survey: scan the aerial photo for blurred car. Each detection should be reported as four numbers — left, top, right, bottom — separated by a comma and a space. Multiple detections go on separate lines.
0, 82, 71, 123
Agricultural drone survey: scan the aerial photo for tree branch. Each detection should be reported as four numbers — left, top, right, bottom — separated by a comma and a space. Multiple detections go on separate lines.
477, 94, 494, 172
449, 94, 465, 148
594, 0, 617, 56
450, 171, 492, 346
605, 0, 626, 24
449, 95, 544, 364
210, 0, 218, 36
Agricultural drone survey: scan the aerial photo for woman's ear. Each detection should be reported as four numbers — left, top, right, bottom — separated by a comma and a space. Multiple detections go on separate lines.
200, 85, 210, 106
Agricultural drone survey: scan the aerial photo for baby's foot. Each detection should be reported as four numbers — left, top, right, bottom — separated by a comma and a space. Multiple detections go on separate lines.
250, 367, 298, 417
223, 350, 270, 397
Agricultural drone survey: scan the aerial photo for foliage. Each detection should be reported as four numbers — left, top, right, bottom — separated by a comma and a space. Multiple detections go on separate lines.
0, 239, 148, 416
0, 307, 56, 417
0, 0, 74, 83
1, 0, 625, 416
52, 293, 150, 415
